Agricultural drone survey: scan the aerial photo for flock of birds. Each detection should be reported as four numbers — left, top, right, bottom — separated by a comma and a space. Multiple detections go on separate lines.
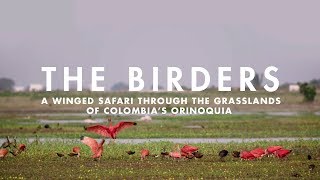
1, 117, 318, 179
0, 136, 26, 158
0, 118, 302, 163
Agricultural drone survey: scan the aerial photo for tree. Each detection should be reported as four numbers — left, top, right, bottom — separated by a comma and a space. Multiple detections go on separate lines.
298, 82, 316, 102
0, 78, 15, 91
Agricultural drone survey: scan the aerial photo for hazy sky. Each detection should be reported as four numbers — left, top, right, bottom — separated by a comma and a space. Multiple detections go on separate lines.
0, 0, 319, 90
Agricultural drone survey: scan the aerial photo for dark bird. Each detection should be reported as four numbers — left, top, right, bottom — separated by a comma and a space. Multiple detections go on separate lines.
84, 118, 137, 141
232, 151, 240, 158
192, 151, 203, 159
219, 150, 229, 160
160, 148, 169, 157
44, 124, 50, 129
309, 164, 315, 171
68, 153, 78, 157
56, 153, 65, 157
161, 151, 169, 156
307, 155, 312, 160
126, 150, 135, 155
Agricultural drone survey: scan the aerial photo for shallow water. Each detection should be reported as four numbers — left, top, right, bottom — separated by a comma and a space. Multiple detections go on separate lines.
1, 137, 319, 145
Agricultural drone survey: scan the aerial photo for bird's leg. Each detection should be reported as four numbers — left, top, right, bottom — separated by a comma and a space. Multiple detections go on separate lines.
13, 137, 17, 148
6, 136, 10, 144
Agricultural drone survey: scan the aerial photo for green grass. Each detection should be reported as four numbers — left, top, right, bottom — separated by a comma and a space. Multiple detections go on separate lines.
0, 114, 320, 138
0, 140, 319, 179
0, 92, 319, 178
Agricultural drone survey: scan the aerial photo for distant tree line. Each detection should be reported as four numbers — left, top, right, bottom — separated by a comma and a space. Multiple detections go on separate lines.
0, 78, 15, 91
310, 78, 320, 88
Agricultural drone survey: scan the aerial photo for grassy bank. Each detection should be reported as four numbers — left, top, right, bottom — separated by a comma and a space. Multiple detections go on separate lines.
0, 114, 320, 138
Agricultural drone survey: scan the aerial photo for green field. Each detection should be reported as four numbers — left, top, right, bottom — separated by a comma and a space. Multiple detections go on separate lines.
1, 140, 320, 179
0, 114, 320, 139
0, 91, 319, 179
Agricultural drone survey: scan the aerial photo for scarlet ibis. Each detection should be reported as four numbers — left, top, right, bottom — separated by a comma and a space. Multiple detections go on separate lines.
18, 144, 26, 152
250, 148, 265, 158
68, 146, 81, 157
126, 150, 135, 155
80, 136, 105, 160
84, 118, 137, 140
240, 151, 256, 160
141, 149, 150, 160
0, 149, 9, 158
180, 145, 199, 155
73, 146, 80, 154
218, 150, 228, 160
274, 149, 292, 158
192, 151, 203, 159
232, 151, 240, 158
169, 151, 182, 159
266, 146, 282, 154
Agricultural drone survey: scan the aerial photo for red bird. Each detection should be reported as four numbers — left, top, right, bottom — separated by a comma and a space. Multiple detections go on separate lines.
250, 148, 266, 158
72, 146, 80, 154
80, 136, 105, 159
18, 144, 26, 152
240, 151, 256, 160
0, 148, 9, 158
141, 149, 150, 160
169, 151, 182, 159
266, 146, 283, 154
180, 145, 199, 156
68, 146, 81, 157
84, 118, 137, 140
274, 149, 292, 158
